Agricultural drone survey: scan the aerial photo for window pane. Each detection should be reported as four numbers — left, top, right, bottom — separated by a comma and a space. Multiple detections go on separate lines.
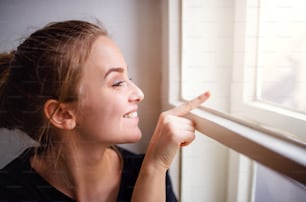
257, 0, 306, 113
254, 163, 306, 202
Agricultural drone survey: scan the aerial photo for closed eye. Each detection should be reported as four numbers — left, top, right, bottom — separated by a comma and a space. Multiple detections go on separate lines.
112, 80, 126, 87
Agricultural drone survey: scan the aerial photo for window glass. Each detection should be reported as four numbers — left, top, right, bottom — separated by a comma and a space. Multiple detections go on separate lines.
256, 0, 306, 114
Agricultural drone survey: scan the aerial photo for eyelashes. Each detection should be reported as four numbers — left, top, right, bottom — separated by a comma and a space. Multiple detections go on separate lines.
112, 78, 133, 87
112, 80, 125, 87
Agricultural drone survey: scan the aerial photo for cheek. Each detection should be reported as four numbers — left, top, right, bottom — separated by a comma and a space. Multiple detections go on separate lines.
74, 95, 141, 143
77, 95, 125, 127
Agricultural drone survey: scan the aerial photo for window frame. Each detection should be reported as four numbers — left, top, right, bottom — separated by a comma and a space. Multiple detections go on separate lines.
162, 1, 306, 199
231, 0, 306, 140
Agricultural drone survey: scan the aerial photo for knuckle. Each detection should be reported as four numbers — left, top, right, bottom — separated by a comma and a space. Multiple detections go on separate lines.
161, 113, 174, 123
184, 101, 193, 112
160, 111, 169, 119
164, 122, 175, 133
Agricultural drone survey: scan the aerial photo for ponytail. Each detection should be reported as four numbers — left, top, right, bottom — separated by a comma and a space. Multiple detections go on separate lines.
0, 51, 15, 128
0, 51, 14, 92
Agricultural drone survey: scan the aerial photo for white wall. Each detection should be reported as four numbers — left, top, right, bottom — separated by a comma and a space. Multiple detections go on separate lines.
0, 0, 162, 161
179, 0, 233, 201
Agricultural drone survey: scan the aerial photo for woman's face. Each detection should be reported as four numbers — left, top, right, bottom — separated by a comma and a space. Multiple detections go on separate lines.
75, 36, 144, 145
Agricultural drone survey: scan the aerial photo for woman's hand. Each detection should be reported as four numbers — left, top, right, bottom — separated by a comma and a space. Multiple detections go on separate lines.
132, 91, 210, 202
145, 91, 210, 171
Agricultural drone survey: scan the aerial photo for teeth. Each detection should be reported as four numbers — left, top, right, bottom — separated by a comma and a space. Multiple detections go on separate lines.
124, 112, 137, 118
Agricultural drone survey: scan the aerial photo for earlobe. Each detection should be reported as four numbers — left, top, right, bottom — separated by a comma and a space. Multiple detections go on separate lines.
44, 99, 76, 130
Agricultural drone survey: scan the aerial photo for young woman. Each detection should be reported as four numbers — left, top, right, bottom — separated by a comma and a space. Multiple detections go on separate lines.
0, 20, 209, 201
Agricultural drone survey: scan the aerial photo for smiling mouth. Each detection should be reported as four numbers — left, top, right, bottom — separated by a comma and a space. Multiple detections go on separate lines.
123, 111, 138, 118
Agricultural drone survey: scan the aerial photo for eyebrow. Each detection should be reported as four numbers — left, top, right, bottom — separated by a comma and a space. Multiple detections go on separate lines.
104, 67, 126, 79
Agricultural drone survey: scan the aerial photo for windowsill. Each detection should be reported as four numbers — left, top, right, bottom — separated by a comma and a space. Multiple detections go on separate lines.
169, 100, 306, 186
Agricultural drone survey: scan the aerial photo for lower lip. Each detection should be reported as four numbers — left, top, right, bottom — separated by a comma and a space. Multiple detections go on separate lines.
123, 116, 139, 123
124, 116, 139, 120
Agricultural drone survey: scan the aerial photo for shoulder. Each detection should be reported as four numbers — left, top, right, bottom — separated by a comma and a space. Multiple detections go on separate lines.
0, 147, 74, 201
0, 148, 35, 200
0, 147, 33, 179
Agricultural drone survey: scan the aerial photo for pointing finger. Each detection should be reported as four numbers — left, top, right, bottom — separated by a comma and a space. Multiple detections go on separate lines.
167, 91, 210, 116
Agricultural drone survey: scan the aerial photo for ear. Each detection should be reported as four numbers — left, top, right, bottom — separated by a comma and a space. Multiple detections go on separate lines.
44, 99, 77, 130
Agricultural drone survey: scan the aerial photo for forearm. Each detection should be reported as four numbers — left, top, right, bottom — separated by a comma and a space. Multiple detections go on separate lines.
131, 159, 167, 202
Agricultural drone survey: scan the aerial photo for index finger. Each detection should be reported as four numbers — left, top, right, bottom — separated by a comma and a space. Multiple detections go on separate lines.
168, 91, 210, 116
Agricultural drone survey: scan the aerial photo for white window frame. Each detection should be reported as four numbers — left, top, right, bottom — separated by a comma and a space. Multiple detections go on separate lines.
231, 0, 306, 140
162, 0, 306, 200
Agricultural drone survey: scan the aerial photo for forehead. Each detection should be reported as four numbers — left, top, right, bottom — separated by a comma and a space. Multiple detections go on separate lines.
85, 36, 127, 73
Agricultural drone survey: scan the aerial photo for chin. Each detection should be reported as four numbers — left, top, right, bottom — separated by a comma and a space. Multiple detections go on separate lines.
125, 130, 142, 143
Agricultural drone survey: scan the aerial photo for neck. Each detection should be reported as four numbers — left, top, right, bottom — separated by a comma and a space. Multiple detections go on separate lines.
31, 144, 122, 201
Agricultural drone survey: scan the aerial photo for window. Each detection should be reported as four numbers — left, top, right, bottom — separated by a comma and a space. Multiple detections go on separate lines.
162, 0, 306, 201
256, 0, 306, 114
232, 0, 306, 139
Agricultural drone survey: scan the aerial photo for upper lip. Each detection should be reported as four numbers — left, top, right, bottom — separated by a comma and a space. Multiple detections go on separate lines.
123, 107, 138, 116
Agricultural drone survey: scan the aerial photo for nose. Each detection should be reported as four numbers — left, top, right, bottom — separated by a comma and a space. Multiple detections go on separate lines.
129, 81, 144, 103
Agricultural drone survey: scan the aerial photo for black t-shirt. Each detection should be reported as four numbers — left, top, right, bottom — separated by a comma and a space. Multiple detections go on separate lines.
0, 147, 177, 202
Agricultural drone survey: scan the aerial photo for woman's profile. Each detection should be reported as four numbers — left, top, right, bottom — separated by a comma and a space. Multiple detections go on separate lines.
0, 20, 209, 201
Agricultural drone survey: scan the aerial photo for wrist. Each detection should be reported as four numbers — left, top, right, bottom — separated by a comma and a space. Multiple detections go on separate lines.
141, 156, 168, 176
